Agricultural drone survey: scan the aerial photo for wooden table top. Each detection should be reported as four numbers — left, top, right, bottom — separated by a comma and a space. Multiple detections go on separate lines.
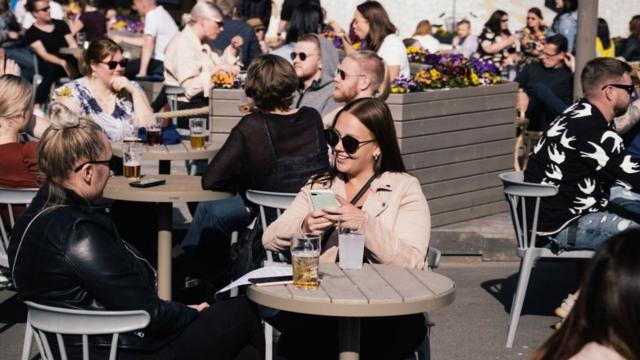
103, 175, 230, 203
247, 263, 455, 317
112, 142, 219, 161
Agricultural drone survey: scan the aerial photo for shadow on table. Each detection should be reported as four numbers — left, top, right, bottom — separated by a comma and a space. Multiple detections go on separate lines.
480, 260, 582, 316
0, 292, 27, 334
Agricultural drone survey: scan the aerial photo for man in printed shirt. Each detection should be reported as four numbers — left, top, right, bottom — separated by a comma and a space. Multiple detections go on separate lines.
525, 57, 640, 250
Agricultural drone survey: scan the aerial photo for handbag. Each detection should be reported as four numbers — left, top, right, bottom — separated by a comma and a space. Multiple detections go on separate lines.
228, 218, 266, 280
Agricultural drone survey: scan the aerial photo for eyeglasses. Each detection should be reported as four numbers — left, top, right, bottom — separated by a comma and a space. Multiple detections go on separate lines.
336, 68, 366, 81
542, 51, 561, 57
36, 5, 50, 12
290, 52, 318, 61
501, 18, 509, 23
74, 160, 112, 172
602, 83, 636, 95
324, 128, 375, 154
527, 17, 537, 20
101, 58, 128, 70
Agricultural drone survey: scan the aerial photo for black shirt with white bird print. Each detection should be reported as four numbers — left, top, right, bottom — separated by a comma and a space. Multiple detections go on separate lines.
524, 98, 640, 235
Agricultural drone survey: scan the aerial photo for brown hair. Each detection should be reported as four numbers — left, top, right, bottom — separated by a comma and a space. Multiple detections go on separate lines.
83, 39, 124, 76
630, 15, 640, 38
0, 75, 33, 123
297, 33, 321, 55
37, 103, 106, 202
356, 1, 397, 52
244, 54, 298, 112
413, 20, 433, 36
581, 57, 632, 98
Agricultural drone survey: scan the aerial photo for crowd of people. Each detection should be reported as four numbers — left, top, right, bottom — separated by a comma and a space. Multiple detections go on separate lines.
0, 0, 640, 359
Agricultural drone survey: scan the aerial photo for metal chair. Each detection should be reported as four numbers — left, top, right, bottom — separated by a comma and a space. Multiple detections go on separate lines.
499, 171, 594, 348
245, 189, 297, 360
0, 188, 38, 269
22, 301, 150, 360
426, 247, 441, 270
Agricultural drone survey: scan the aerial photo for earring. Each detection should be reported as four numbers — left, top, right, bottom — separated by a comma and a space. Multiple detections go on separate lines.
373, 153, 380, 160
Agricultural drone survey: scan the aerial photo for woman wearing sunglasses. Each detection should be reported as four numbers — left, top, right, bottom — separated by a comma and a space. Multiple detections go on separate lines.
53, 38, 154, 142
262, 98, 430, 359
163, 1, 242, 117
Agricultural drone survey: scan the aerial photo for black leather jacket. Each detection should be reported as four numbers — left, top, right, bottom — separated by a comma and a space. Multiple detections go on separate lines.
8, 184, 197, 351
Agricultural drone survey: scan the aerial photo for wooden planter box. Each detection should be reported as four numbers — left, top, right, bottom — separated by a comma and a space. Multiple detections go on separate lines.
210, 83, 518, 227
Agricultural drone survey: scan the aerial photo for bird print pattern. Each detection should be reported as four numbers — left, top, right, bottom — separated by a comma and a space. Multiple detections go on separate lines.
524, 99, 640, 235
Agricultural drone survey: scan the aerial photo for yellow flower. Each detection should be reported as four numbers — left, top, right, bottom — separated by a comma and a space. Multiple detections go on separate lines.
429, 69, 440, 80
352, 42, 362, 50
113, 21, 127, 30
470, 72, 481, 86
56, 86, 73, 97
211, 71, 234, 87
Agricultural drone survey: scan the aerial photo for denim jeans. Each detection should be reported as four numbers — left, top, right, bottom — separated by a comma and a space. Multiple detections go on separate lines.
181, 194, 253, 249
551, 187, 640, 250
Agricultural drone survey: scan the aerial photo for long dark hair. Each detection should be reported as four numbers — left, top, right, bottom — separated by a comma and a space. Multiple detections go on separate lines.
356, 1, 396, 52
526, 7, 546, 32
531, 229, 640, 360
285, 2, 323, 45
597, 18, 612, 50
313, 98, 405, 185
484, 10, 510, 36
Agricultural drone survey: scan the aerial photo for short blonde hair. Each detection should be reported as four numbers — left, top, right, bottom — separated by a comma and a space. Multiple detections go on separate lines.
0, 75, 32, 122
38, 103, 106, 192
182, 1, 223, 26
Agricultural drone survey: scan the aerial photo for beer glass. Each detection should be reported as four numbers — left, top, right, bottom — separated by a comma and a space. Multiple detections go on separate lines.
76, 32, 87, 49
338, 216, 366, 270
122, 118, 138, 142
146, 117, 162, 146
122, 141, 142, 179
189, 118, 206, 150
291, 233, 321, 289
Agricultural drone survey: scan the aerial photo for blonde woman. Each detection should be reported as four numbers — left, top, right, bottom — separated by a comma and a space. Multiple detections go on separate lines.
8, 103, 263, 360
163, 1, 242, 111
0, 72, 48, 188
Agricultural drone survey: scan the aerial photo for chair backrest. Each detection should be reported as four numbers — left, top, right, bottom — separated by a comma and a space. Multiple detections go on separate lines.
245, 190, 297, 263
0, 188, 39, 268
24, 301, 150, 360
426, 247, 441, 270
498, 171, 558, 250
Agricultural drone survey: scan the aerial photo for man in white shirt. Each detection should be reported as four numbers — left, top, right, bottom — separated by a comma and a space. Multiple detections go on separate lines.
111, 0, 177, 79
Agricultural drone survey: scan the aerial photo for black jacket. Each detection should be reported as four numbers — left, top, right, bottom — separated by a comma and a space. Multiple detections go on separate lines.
8, 184, 197, 351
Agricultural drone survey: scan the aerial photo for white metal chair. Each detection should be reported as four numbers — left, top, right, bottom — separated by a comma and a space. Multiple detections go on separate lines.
0, 188, 38, 269
22, 301, 150, 360
245, 189, 297, 360
499, 171, 594, 348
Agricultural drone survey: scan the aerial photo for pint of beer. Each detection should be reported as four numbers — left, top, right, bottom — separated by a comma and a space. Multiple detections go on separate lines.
189, 118, 207, 150
147, 129, 161, 146
122, 140, 143, 179
291, 234, 321, 289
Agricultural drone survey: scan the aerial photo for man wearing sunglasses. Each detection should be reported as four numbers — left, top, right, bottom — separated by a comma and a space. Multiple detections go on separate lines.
291, 33, 341, 116
111, 0, 177, 80
516, 34, 574, 132
322, 50, 386, 127
524, 57, 640, 252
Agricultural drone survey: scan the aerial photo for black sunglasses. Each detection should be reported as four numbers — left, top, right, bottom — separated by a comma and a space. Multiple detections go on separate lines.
74, 160, 111, 172
290, 52, 317, 61
36, 5, 50, 12
324, 128, 375, 154
602, 83, 636, 95
101, 58, 128, 70
211, 18, 224, 27
336, 68, 366, 81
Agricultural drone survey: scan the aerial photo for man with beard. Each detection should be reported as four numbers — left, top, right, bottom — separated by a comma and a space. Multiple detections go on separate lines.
524, 57, 640, 251
322, 50, 387, 127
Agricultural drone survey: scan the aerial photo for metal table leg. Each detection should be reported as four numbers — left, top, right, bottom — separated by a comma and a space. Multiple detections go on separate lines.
339, 317, 360, 360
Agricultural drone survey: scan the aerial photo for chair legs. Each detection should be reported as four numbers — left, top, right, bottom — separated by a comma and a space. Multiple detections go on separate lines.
506, 252, 536, 348
265, 322, 273, 360
21, 322, 34, 360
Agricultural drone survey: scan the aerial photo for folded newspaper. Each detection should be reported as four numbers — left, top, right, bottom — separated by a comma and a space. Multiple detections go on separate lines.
217, 266, 292, 294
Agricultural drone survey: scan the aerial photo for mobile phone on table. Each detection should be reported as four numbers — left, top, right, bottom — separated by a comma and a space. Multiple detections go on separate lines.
310, 189, 339, 210
248, 276, 293, 286
129, 178, 166, 188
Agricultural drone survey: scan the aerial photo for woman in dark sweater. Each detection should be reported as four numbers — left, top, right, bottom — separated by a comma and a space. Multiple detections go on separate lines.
179, 54, 329, 250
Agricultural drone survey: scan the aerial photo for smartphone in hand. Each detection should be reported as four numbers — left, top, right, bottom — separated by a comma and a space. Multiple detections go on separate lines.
310, 189, 339, 210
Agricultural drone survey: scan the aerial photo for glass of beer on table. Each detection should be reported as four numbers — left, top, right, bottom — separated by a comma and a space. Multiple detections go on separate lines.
146, 117, 162, 146
122, 140, 142, 179
189, 118, 207, 150
291, 233, 321, 289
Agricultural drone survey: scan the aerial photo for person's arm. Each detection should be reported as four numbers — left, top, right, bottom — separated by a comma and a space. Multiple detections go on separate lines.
67, 220, 198, 334
481, 35, 518, 54
137, 34, 155, 77
64, 32, 78, 48
25, 115, 50, 139
69, 18, 84, 34
262, 185, 314, 251
614, 99, 640, 135
111, 33, 146, 47
29, 40, 73, 74
110, 77, 154, 127
201, 124, 247, 193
